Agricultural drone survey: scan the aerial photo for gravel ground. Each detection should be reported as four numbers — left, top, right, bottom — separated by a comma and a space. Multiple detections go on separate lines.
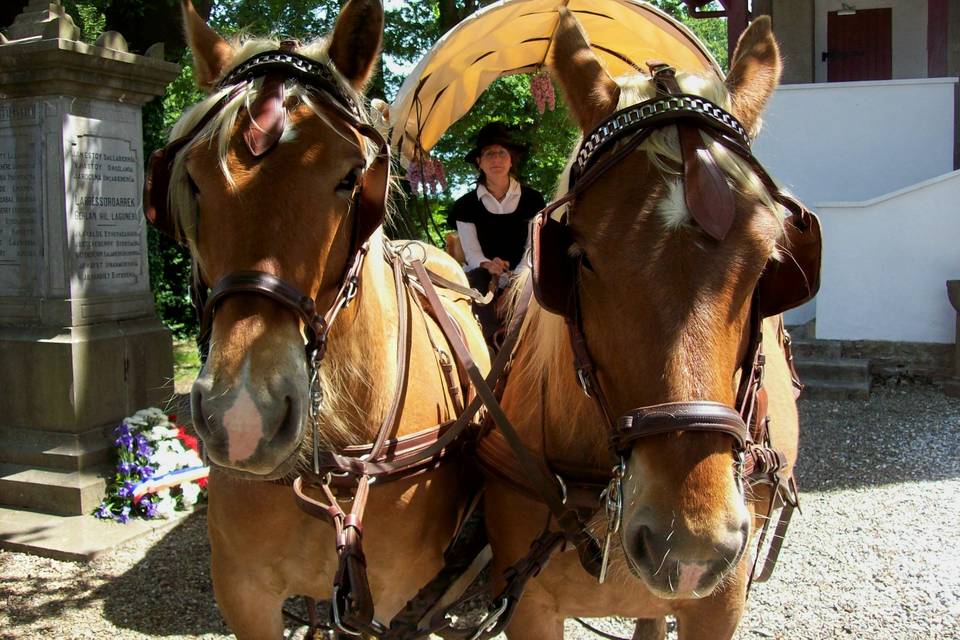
2, 384, 958, 639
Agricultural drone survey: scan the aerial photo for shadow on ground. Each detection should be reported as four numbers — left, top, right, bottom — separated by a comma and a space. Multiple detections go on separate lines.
795, 385, 960, 491
96, 511, 319, 637
0, 557, 100, 638
97, 511, 230, 636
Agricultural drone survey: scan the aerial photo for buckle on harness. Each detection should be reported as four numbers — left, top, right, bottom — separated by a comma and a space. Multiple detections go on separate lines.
598, 460, 625, 584
576, 368, 592, 398
330, 585, 386, 637
469, 597, 509, 640
330, 585, 363, 636
344, 275, 360, 304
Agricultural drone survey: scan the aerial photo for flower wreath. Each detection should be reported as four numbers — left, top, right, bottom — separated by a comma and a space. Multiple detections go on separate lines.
95, 408, 209, 523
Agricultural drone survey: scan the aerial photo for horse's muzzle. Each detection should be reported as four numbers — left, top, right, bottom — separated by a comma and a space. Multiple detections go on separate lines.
190, 372, 305, 477
621, 516, 749, 598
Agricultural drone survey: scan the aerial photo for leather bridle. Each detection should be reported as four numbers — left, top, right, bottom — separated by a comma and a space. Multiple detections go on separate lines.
144, 47, 392, 368
529, 64, 817, 485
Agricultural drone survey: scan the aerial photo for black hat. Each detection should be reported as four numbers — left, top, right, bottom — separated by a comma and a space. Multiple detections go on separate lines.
465, 122, 526, 165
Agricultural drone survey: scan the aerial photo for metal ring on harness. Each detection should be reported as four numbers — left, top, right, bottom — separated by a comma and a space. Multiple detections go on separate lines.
468, 596, 509, 640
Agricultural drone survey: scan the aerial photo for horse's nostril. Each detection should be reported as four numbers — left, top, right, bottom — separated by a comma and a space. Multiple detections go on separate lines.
190, 381, 209, 435
277, 396, 295, 436
271, 395, 304, 446
630, 525, 663, 569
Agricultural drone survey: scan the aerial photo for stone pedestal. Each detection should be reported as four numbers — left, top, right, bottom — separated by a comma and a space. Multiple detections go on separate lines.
946, 281, 960, 397
0, 2, 180, 516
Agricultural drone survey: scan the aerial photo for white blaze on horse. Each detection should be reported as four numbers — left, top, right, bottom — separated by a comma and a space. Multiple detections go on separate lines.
479, 11, 815, 640
145, 1, 490, 637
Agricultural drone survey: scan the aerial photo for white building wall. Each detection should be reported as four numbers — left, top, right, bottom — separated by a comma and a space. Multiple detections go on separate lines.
814, 0, 928, 82
752, 78, 957, 338
753, 78, 957, 204
815, 171, 960, 343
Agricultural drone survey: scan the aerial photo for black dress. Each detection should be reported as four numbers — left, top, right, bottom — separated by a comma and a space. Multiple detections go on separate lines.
447, 184, 546, 346
447, 184, 546, 271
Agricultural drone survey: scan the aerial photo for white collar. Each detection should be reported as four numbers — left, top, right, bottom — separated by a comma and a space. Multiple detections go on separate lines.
477, 177, 520, 201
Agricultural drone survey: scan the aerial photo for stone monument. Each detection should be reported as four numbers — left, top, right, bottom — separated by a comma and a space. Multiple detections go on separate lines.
0, 2, 180, 517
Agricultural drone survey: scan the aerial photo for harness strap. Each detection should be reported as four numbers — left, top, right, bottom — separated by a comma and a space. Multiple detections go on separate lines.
306, 257, 520, 482
417, 266, 495, 305
291, 476, 382, 635
414, 260, 604, 578
566, 307, 616, 430
369, 256, 412, 460
408, 287, 466, 415
202, 270, 329, 349
381, 490, 488, 639
778, 319, 804, 398
288, 259, 535, 637
614, 402, 749, 451
416, 530, 567, 640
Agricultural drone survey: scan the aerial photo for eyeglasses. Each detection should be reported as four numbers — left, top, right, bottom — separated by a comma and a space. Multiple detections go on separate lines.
481, 149, 510, 160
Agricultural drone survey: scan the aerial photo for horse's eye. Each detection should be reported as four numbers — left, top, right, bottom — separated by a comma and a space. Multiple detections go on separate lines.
336, 166, 363, 193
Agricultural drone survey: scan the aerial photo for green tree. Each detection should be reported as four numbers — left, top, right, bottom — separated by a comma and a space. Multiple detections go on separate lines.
45, 0, 729, 338
649, 0, 728, 70
392, 1, 727, 223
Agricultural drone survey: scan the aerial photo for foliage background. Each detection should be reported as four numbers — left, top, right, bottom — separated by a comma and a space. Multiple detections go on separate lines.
49, 0, 728, 338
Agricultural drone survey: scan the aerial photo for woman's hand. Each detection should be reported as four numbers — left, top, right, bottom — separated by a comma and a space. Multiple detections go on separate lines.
480, 258, 510, 276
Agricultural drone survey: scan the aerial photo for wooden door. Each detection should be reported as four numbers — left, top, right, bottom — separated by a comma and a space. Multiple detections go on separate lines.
825, 9, 892, 82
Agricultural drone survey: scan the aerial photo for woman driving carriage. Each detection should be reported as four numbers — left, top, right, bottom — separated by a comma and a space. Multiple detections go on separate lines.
447, 122, 546, 345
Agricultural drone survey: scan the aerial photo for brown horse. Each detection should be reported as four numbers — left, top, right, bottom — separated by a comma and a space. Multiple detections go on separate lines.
164, 1, 489, 636
482, 13, 801, 640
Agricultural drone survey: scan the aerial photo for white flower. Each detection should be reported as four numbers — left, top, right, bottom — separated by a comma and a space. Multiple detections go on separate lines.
145, 425, 179, 442
124, 415, 148, 429
153, 449, 183, 475
155, 490, 178, 518
180, 482, 202, 507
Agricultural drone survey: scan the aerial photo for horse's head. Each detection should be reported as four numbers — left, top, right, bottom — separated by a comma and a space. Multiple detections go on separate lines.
155, 0, 385, 477
546, 12, 787, 597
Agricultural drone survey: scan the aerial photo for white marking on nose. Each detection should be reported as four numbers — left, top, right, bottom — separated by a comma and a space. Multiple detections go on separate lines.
223, 362, 265, 463
677, 562, 708, 594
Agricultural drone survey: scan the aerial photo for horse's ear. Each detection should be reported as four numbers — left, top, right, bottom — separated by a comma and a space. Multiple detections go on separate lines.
328, 0, 384, 90
548, 8, 620, 132
181, 0, 234, 89
725, 16, 782, 136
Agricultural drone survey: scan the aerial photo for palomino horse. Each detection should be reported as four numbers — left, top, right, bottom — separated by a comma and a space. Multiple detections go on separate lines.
147, 1, 489, 636
480, 13, 810, 640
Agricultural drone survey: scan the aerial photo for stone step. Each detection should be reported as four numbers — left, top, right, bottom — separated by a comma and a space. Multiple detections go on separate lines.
784, 321, 815, 341
0, 463, 110, 517
798, 378, 871, 400
0, 425, 115, 471
0, 505, 194, 561
790, 337, 842, 360
795, 357, 871, 384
